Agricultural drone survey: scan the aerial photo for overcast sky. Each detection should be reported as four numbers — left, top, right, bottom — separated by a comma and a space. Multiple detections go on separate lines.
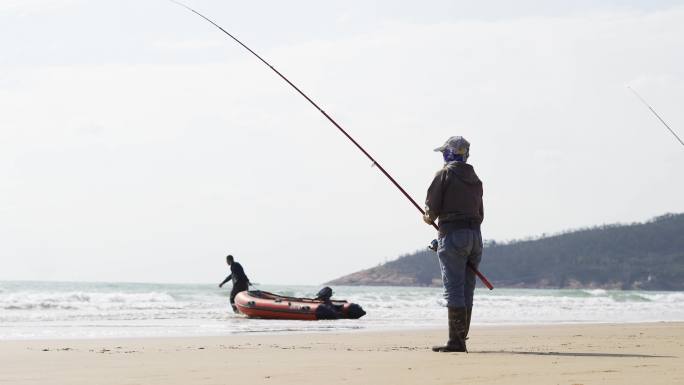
2, 0, 683, 285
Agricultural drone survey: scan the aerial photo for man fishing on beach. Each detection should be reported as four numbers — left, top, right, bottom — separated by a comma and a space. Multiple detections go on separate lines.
218, 255, 250, 313
424, 136, 484, 352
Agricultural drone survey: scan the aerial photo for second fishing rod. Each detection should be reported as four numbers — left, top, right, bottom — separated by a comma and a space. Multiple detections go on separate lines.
170, 0, 494, 290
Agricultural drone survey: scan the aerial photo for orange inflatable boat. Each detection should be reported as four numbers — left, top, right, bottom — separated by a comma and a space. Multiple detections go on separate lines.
234, 290, 366, 320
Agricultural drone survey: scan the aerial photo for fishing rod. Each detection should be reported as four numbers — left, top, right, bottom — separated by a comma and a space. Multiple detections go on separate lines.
627, 86, 684, 148
169, 0, 494, 290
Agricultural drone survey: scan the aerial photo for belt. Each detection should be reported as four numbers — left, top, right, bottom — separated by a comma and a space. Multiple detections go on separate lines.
439, 218, 481, 231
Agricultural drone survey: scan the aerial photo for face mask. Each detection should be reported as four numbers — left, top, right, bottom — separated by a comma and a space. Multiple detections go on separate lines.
443, 148, 465, 163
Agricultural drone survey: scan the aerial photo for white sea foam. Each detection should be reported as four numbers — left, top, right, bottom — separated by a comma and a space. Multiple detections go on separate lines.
1, 282, 683, 340
584, 289, 608, 296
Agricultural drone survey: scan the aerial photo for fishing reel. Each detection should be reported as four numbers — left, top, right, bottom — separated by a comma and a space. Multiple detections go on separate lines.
428, 239, 438, 252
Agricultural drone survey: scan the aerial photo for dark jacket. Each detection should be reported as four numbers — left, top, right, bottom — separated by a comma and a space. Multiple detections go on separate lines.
425, 161, 484, 229
220, 262, 250, 286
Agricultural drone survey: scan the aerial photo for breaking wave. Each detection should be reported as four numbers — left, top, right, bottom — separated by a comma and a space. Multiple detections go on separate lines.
1, 281, 683, 340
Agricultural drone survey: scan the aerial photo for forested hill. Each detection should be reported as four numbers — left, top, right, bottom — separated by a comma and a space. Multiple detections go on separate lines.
328, 213, 684, 290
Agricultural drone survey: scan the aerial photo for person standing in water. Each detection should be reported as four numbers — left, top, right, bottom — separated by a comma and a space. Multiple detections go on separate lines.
424, 136, 484, 352
218, 255, 250, 313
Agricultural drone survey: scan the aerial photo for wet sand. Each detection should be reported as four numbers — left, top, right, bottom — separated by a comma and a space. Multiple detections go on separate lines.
1, 322, 682, 385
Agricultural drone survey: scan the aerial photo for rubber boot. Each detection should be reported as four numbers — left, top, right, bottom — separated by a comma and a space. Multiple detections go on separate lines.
432, 307, 467, 352
464, 306, 472, 340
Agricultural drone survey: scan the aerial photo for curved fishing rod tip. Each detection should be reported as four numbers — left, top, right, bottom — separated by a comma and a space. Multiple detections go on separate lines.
168, 0, 193, 12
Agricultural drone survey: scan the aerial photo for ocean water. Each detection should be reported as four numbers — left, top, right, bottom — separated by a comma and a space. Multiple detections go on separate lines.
1, 281, 683, 340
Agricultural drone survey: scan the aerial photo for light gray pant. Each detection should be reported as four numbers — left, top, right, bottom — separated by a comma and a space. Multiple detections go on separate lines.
437, 228, 483, 308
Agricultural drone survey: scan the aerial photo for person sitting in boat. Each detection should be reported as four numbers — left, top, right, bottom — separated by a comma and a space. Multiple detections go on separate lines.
218, 254, 250, 313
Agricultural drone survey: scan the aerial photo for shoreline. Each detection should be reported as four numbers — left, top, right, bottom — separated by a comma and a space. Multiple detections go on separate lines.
2, 318, 683, 342
1, 319, 682, 342
0, 316, 684, 344
1, 322, 682, 384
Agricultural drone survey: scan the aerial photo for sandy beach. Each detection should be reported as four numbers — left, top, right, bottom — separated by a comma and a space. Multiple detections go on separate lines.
1, 322, 682, 385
